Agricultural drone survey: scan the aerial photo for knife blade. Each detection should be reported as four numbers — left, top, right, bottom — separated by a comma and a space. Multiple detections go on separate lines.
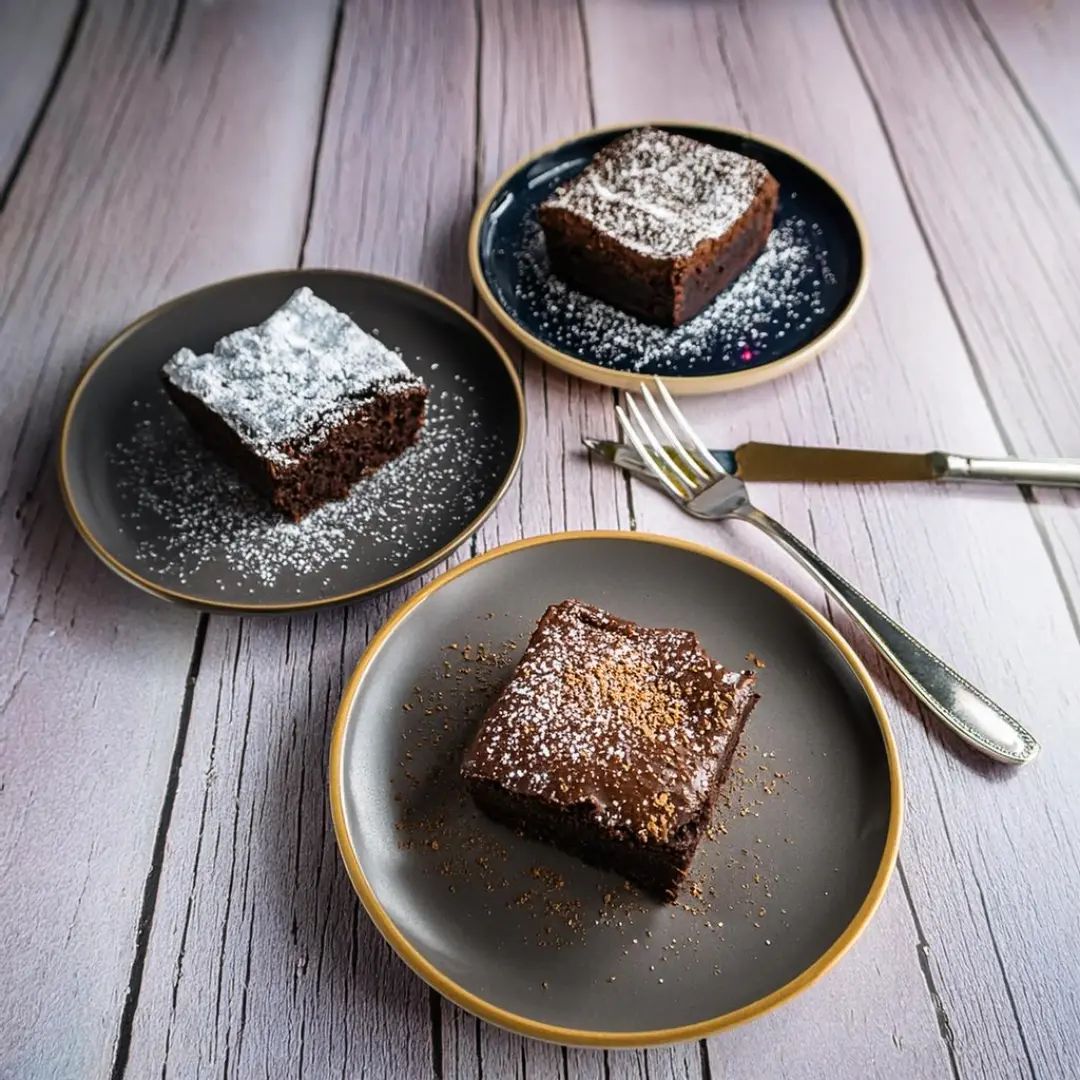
582, 438, 1080, 488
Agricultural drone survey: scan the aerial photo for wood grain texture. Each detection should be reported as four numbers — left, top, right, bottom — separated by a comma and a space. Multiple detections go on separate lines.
835, 0, 1080, 461
0, 2, 340, 1078
835, 0, 1080, 655
0, 0, 81, 193
121, 606, 440, 1079
828, 3, 1080, 1075
473, 0, 628, 558
122, 2, 478, 1077
704, 884, 952, 1080
443, 4, 646, 1078
4, 1, 1080, 1077
300, 0, 475, 303
972, 0, 1080, 186
838, 0, 1080, 626
584, 1, 1080, 1078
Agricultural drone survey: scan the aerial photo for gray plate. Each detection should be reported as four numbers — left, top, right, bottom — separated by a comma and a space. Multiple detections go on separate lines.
59, 270, 524, 613
331, 533, 901, 1046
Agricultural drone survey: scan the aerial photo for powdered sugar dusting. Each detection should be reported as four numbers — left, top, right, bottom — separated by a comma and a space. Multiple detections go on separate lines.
543, 128, 768, 259
514, 211, 833, 374
463, 600, 757, 842
162, 287, 424, 466
108, 383, 506, 600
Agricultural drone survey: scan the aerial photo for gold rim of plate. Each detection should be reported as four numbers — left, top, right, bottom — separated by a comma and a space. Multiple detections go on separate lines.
329, 530, 903, 1048
468, 121, 871, 396
57, 269, 527, 614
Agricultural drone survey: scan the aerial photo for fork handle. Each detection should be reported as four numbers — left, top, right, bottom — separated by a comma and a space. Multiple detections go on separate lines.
735, 506, 1039, 765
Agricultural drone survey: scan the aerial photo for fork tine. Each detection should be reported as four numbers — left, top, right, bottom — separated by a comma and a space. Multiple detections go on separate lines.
616, 405, 688, 500
639, 384, 711, 482
625, 394, 698, 490
654, 378, 726, 477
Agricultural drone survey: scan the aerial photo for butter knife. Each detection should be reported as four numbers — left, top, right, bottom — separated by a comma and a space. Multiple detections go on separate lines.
583, 438, 1080, 488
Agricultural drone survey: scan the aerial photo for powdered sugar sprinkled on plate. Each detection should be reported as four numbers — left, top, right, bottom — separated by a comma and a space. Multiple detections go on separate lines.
514, 212, 834, 374
109, 388, 506, 600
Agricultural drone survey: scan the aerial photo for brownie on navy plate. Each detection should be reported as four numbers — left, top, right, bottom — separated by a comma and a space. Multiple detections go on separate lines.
538, 127, 779, 326
161, 287, 428, 520
461, 599, 759, 902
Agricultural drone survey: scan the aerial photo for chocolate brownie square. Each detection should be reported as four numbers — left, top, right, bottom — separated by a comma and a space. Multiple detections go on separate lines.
461, 600, 759, 901
161, 287, 428, 520
538, 127, 779, 326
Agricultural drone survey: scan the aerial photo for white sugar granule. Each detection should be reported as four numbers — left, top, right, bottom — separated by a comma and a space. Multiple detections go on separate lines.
162, 287, 424, 466
544, 128, 769, 259
110, 391, 504, 592
514, 211, 834, 374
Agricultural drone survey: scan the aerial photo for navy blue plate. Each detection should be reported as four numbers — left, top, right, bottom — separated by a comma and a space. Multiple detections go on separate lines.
469, 124, 868, 394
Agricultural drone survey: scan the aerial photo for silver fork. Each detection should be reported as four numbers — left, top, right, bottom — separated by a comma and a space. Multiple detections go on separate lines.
615, 380, 1039, 766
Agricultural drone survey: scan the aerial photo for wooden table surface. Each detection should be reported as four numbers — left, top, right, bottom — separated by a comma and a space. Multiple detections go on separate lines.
3, 1, 1080, 1077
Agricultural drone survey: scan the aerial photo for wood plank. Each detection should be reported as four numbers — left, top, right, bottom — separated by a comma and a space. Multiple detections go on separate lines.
702, 882, 954, 1079
121, 2, 479, 1076
584, 0, 1080, 1077
971, 0, 1080, 186
832, 3, 1080, 1073
0, 2, 339, 1077
472, 0, 627, 553
121, 605, 440, 1079
0, 0, 80, 190
607, 1045, 705, 1080
125, 1, 632, 1076
837, 0, 1080, 628
833, 0, 1080, 464
442, 2, 646, 1078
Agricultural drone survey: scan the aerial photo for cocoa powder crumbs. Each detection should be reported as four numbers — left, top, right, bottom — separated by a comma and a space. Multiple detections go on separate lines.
562, 653, 688, 742
389, 614, 791, 965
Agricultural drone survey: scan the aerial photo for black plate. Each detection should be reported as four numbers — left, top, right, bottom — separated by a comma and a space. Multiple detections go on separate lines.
331, 533, 901, 1046
60, 270, 524, 612
470, 123, 868, 393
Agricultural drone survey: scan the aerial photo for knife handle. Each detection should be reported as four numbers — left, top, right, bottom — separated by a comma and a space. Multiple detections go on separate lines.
940, 453, 1080, 488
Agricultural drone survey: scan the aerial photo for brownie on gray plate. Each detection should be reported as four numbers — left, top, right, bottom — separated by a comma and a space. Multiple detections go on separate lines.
538, 127, 779, 326
461, 599, 759, 901
162, 287, 428, 521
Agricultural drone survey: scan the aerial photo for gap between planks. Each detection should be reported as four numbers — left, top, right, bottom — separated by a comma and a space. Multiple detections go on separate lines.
830, 0, 1080, 665
0, 0, 88, 217
105, 8, 347, 1073
109, 615, 210, 1080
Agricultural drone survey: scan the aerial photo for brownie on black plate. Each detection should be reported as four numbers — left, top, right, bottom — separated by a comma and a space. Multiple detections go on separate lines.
162, 287, 428, 520
538, 127, 779, 326
461, 600, 759, 901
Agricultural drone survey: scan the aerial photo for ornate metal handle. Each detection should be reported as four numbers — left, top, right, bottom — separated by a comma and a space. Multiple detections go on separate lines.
938, 452, 1080, 488
737, 506, 1040, 765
